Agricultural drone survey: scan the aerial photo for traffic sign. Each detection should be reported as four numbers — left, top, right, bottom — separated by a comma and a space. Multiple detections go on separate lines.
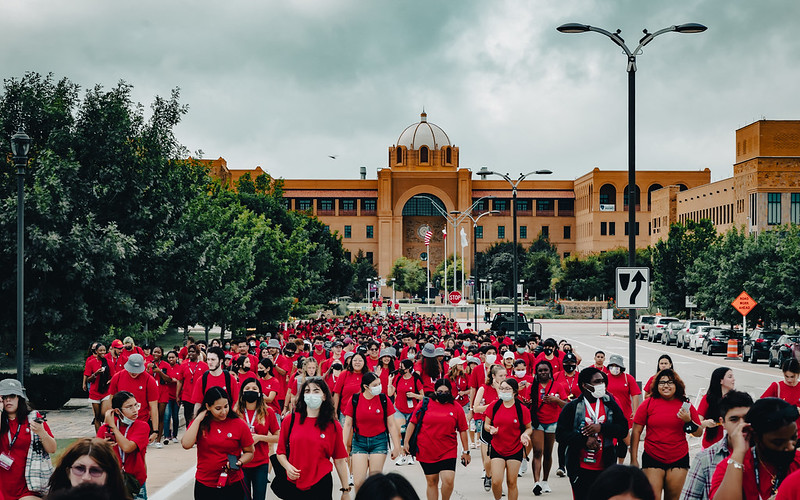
615, 267, 650, 309
449, 291, 462, 305
732, 291, 757, 316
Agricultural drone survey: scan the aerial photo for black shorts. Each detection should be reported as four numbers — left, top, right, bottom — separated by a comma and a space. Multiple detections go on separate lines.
641, 451, 690, 470
420, 458, 458, 475
489, 447, 524, 462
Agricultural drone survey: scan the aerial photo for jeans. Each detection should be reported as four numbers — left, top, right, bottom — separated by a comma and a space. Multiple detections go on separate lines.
163, 400, 179, 439
134, 483, 147, 500
243, 463, 269, 500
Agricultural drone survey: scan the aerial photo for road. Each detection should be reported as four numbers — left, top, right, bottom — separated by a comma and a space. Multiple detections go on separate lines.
153, 319, 783, 500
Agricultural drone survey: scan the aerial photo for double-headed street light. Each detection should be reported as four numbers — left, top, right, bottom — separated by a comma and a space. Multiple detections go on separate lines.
462, 209, 499, 327
11, 128, 31, 384
557, 21, 706, 377
477, 167, 552, 335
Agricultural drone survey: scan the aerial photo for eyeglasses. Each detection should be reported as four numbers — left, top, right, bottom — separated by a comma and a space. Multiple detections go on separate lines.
70, 465, 105, 478
369, 348, 379, 352
1, 395, 18, 401
122, 402, 141, 411
657, 381, 676, 386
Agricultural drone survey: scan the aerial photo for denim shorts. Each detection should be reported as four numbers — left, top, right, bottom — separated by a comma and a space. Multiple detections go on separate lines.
351, 430, 389, 455
535, 422, 557, 433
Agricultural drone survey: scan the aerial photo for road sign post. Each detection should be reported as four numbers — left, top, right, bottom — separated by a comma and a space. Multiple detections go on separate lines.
449, 290, 462, 305
615, 267, 650, 309
731, 291, 757, 338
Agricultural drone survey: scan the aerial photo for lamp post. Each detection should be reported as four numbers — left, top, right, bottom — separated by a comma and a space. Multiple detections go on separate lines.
390, 278, 396, 309
366, 278, 372, 304
478, 167, 552, 335
464, 209, 499, 330
557, 21, 706, 377
11, 128, 31, 384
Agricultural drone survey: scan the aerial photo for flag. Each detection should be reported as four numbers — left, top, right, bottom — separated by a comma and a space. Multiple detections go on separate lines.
442, 228, 447, 239
424, 230, 433, 246
460, 227, 468, 248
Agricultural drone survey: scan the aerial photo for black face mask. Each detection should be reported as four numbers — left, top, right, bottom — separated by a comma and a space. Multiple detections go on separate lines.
434, 392, 454, 404
564, 364, 577, 373
257, 370, 267, 378
759, 446, 796, 471
544, 348, 554, 356
242, 391, 260, 403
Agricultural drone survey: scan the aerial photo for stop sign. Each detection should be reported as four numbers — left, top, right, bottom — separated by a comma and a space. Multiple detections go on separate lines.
449, 291, 462, 305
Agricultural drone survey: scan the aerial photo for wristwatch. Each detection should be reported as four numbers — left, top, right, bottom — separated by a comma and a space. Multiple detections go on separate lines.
462, 450, 470, 455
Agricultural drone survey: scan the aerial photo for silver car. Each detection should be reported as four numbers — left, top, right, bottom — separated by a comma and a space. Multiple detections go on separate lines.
689, 325, 714, 351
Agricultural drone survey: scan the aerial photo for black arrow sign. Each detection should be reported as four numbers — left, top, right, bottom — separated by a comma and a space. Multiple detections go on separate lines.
630, 271, 646, 304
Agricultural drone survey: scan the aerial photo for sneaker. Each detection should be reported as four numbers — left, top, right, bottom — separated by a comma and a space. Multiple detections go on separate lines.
395, 455, 407, 466
406, 455, 414, 465
541, 481, 552, 493
470, 441, 477, 449
556, 468, 566, 478
519, 458, 528, 476
533, 482, 543, 496
172, 437, 179, 444
155, 442, 163, 449
484, 476, 492, 491
163, 439, 170, 445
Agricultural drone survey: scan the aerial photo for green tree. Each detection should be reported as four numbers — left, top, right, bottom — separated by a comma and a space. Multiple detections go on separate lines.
555, 256, 604, 299
352, 250, 377, 301
389, 257, 427, 296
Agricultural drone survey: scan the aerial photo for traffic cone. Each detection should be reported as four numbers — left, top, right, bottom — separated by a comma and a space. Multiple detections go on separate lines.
726, 339, 739, 359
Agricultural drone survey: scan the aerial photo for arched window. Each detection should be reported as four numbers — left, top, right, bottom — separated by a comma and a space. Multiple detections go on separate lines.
647, 184, 663, 211
396, 147, 403, 165
402, 194, 446, 216
445, 147, 452, 164
624, 185, 641, 211
599, 184, 616, 210
419, 146, 429, 164
677, 184, 688, 191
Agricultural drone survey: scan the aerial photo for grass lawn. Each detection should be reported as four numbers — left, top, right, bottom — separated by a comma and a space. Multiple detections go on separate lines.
52, 438, 78, 463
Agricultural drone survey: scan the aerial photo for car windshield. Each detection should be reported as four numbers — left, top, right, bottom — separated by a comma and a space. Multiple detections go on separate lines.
762, 333, 782, 341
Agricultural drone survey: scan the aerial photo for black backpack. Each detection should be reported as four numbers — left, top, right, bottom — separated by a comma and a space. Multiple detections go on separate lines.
351, 393, 388, 436
482, 399, 526, 444
407, 396, 430, 457
201, 370, 232, 397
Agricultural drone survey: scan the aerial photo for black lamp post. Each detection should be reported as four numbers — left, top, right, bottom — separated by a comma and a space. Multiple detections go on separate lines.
478, 167, 552, 335
468, 209, 499, 327
557, 22, 706, 377
11, 128, 31, 384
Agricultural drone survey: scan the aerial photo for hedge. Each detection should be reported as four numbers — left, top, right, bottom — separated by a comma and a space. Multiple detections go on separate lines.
0, 364, 84, 411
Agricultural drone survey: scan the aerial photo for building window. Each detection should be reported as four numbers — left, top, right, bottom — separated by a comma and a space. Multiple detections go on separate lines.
366, 252, 373, 264
298, 199, 312, 211
768, 193, 781, 225
445, 147, 452, 164
541, 225, 549, 238
558, 199, 574, 216
498, 226, 506, 239
319, 199, 333, 211
366, 225, 374, 238
473, 199, 488, 211
344, 251, 351, 262
363, 199, 377, 213
624, 222, 640, 235
493, 200, 508, 212
419, 146, 429, 163
749, 193, 758, 227
600, 222, 607, 236
341, 199, 355, 212
476, 226, 484, 239
563, 225, 571, 239
564, 252, 571, 259
396, 147, 403, 165
516, 200, 531, 212
791, 193, 800, 224
609, 222, 616, 235
520, 226, 527, 239
536, 199, 554, 216
344, 225, 352, 238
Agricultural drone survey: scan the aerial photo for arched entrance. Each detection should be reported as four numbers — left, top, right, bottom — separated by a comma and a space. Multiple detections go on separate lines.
402, 194, 447, 266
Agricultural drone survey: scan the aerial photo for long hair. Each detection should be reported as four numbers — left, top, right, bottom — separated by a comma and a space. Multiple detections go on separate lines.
200, 386, 237, 434
421, 356, 441, 379
360, 372, 380, 393
295, 378, 336, 430
486, 364, 506, 386
234, 377, 268, 425
704, 367, 731, 440
0, 395, 30, 434
654, 354, 673, 373
446, 362, 464, 381
348, 353, 368, 374
650, 369, 686, 400
48, 438, 131, 500
95, 344, 110, 393
356, 472, 421, 500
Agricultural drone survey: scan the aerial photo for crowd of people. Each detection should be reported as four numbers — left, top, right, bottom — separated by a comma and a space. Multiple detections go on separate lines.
2, 310, 800, 500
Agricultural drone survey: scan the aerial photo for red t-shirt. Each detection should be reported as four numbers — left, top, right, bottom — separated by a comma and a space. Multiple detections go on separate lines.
510, 374, 535, 405
365, 356, 380, 372
554, 371, 582, 403
643, 375, 657, 396
276, 415, 348, 491
447, 374, 471, 407
333, 371, 363, 411
164, 363, 181, 400
105, 352, 126, 374
696, 394, 724, 449
474, 384, 498, 420
259, 376, 282, 415
342, 394, 395, 438
579, 399, 606, 471
777, 466, 800, 500
108, 370, 159, 423
633, 397, 699, 463
195, 417, 254, 488
606, 372, 641, 425
97, 418, 149, 484
274, 355, 294, 401
147, 360, 172, 403
533, 380, 569, 424
312, 350, 328, 365
419, 372, 438, 395
394, 375, 421, 413
0, 416, 53, 500
241, 408, 280, 468
711, 448, 800, 499
534, 352, 563, 375
762, 381, 800, 429
177, 360, 208, 404
487, 401, 531, 456
410, 399, 468, 463
469, 363, 489, 390
84, 356, 113, 400
191, 372, 240, 406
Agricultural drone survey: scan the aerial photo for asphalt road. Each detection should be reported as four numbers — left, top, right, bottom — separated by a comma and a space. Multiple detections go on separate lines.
155, 319, 784, 500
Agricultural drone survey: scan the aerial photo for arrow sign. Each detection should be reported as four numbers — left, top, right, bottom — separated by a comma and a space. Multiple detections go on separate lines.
616, 267, 650, 309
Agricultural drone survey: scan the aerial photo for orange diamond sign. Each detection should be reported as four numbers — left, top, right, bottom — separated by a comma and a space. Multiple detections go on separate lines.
732, 291, 757, 316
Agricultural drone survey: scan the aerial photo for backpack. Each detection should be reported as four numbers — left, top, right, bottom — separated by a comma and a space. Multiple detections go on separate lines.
407, 396, 430, 457
201, 370, 232, 397
482, 399, 526, 444
351, 393, 388, 436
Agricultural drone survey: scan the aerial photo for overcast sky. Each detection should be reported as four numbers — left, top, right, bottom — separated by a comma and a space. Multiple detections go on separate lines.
2, 0, 799, 182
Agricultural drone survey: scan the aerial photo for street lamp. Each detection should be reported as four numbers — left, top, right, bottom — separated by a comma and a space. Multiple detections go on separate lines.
478, 167, 552, 335
11, 128, 31, 384
463, 209, 499, 329
557, 21, 706, 377
366, 278, 372, 304
390, 278, 396, 309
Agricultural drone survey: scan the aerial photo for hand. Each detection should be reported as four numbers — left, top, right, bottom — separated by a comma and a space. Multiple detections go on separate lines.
149, 431, 158, 444
30, 419, 45, 436
195, 409, 208, 421
462, 453, 472, 466
520, 381, 528, 389
729, 420, 751, 455
176, 398, 182, 406
585, 436, 600, 450
582, 423, 601, 436
341, 491, 351, 500
402, 443, 410, 455
678, 408, 692, 423
521, 434, 531, 447
390, 447, 399, 460
103, 410, 118, 428
702, 418, 717, 428
286, 463, 301, 481
489, 426, 498, 435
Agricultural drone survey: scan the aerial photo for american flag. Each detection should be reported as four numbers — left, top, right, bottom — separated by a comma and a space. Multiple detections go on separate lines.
442, 228, 447, 239
424, 230, 433, 246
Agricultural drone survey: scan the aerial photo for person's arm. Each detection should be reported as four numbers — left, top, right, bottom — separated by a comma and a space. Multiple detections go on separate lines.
175, 380, 183, 405
402, 422, 416, 453
630, 423, 643, 468
631, 393, 641, 416
342, 415, 354, 454
181, 410, 206, 449
712, 421, 748, 500
387, 376, 396, 398
236, 445, 255, 468
333, 457, 352, 500
387, 414, 402, 460
148, 400, 159, 443
30, 419, 57, 454
473, 387, 488, 413
333, 392, 340, 414
263, 389, 277, 405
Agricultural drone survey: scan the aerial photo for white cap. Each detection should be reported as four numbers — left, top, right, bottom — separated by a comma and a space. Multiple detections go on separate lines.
503, 351, 515, 360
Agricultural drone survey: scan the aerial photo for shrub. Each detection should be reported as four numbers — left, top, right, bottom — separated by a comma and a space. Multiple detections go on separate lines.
43, 364, 86, 398
0, 371, 75, 411
495, 296, 512, 305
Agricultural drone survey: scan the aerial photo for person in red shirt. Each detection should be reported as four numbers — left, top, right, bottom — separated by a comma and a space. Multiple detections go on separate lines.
0, 379, 57, 500
311, 337, 329, 366
234, 378, 279, 500
107, 353, 159, 445
761, 358, 800, 430
181, 386, 255, 500
533, 339, 562, 377
696, 367, 737, 450
531, 359, 568, 495
388, 359, 424, 465
83, 342, 114, 432
333, 352, 368, 423
342, 373, 402, 492
364, 341, 382, 371
604, 354, 641, 465
146, 346, 172, 448
631, 368, 702, 500
643, 355, 673, 398
474, 364, 507, 492
485, 379, 533, 500
552, 352, 581, 477
275, 378, 351, 498
106, 339, 126, 374
285, 356, 320, 413
591, 350, 607, 373
162, 350, 181, 444
711, 397, 800, 500
97, 391, 150, 498
191, 347, 240, 416
256, 359, 282, 416
119, 336, 144, 367
175, 344, 208, 427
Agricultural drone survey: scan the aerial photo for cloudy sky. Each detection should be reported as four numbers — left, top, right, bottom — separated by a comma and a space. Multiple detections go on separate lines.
2, 0, 799, 182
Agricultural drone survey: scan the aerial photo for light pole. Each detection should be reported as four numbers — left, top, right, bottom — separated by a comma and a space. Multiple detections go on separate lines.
464, 209, 499, 329
366, 278, 372, 304
390, 278, 396, 308
478, 168, 552, 335
557, 22, 706, 377
11, 128, 31, 384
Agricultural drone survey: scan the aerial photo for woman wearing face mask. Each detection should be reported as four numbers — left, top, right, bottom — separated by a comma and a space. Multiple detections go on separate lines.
631, 369, 702, 500
388, 359, 423, 466
286, 357, 320, 413
47, 438, 130, 500
531, 360, 568, 496
333, 353, 368, 423
182, 386, 255, 500
711, 397, 800, 500
603, 354, 641, 465
696, 367, 736, 449
97, 391, 150, 499
485, 379, 533, 500
119, 337, 144, 366
555, 368, 630, 500
553, 352, 581, 477
84, 342, 113, 432
256, 359, 281, 417
162, 350, 181, 445
342, 373, 401, 492
274, 379, 351, 500
534, 339, 562, 376
643, 355, 673, 398
234, 379, 279, 500
473, 365, 507, 491
403, 379, 470, 500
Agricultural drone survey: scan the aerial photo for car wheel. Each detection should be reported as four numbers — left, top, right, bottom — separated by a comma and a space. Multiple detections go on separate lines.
742, 349, 748, 362
769, 353, 776, 367
750, 351, 758, 364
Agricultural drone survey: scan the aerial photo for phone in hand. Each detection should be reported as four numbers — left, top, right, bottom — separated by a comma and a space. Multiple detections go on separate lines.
227, 454, 240, 470
678, 400, 690, 417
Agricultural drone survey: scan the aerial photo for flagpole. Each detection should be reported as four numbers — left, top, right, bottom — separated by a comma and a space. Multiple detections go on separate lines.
426, 252, 430, 305
443, 228, 448, 304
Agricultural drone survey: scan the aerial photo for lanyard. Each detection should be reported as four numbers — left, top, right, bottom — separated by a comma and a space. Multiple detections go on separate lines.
585, 399, 602, 424
6, 421, 22, 450
753, 447, 780, 500
245, 410, 257, 431
117, 419, 132, 466
564, 375, 577, 393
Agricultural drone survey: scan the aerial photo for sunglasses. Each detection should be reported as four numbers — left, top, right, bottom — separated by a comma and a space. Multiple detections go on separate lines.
70, 465, 105, 478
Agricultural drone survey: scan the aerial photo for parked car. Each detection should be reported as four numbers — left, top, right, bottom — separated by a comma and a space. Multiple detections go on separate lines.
768, 334, 800, 367
490, 311, 531, 337
742, 328, 784, 364
647, 317, 680, 342
637, 315, 656, 340
702, 328, 739, 356
689, 325, 714, 352
676, 320, 711, 349
662, 321, 686, 345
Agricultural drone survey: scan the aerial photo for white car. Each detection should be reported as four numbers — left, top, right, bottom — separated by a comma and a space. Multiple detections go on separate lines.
689, 325, 714, 351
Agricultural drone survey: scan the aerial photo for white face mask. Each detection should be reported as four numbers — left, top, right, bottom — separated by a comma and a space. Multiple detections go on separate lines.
591, 383, 607, 399
485, 354, 497, 365
119, 413, 135, 426
498, 391, 513, 402
304, 393, 323, 409
514, 370, 526, 378
407, 352, 416, 360
609, 366, 622, 376
462, 341, 470, 348
370, 384, 382, 396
